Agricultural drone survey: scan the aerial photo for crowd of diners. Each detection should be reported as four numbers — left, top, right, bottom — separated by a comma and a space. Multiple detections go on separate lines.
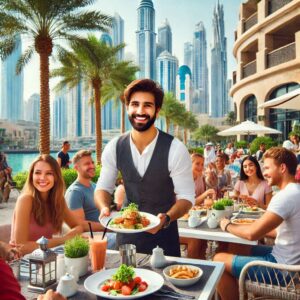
1, 79, 300, 300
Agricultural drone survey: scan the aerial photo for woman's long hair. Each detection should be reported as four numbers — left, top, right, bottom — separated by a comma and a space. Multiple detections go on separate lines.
240, 155, 264, 181
23, 155, 66, 232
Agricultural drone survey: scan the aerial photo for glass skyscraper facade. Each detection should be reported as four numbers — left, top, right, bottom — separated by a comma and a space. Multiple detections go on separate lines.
176, 65, 192, 112
53, 91, 68, 139
157, 19, 172, 57
183, 42, 193, 72
0, 34, 24, 121
192, 21, 208, 114
25, 93, 40, 123
210, 1, 228, 118
136, 0, 156, 79
112, 13, 125, 61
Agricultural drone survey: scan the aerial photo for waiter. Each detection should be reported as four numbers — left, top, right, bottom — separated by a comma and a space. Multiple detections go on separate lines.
95, 79, 194, 256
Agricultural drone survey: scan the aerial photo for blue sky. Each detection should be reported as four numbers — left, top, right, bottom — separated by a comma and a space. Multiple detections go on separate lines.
20, 0, 243, 100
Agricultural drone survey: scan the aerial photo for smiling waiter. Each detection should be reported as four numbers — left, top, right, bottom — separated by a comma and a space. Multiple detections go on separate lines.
95, 79, 194, 256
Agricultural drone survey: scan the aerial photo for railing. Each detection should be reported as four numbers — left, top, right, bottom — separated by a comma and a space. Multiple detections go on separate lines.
243, 12, 258, 33
267, 0, 292, 15
242, 60, 256, 79
267, 42, 295, 68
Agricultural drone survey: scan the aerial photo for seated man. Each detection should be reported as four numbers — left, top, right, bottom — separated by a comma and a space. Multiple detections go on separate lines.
214, 147, 300, 300
65, 150, 116, 249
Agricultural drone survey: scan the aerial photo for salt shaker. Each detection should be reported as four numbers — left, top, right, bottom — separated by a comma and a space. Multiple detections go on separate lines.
188, 210, 200, 228
150, 246, 167, 268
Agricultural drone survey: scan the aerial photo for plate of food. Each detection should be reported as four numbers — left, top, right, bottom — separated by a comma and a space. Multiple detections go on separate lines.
231, 218, 256, 225
100, 203, 160, 233
84, 264, 164, 299
241, 206, 265, 214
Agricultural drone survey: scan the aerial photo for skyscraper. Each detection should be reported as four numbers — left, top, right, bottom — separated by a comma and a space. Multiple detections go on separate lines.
156, 51, 178, 94
192, 21, 209, 114
176, 65, 192, 112
112, 13, 125, 61
183, 42, 193, 72
25, 93, 40, 123
53, 90, 67, 139
210, 1, 228, 117
136, 0, 156, 79
157, 19, 172, 57
0, 34, 24, 121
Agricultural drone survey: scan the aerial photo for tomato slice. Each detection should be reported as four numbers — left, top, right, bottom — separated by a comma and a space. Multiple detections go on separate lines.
121, 285, 132, 295
113, 280, 123, 290
138, 282, 148, 292
133, 276, 142, 285
101, 285, 110, 292
128, 280, 136, 289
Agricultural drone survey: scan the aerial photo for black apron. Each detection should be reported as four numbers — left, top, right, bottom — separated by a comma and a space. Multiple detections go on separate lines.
116, 130, 180, 256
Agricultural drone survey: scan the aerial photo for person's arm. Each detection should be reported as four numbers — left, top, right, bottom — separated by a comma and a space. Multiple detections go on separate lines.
57, 157, 62, 167
69, 208, 104, 231
220, 211, 283, 241
195, 189, 216, 205
114, 184, 126, 210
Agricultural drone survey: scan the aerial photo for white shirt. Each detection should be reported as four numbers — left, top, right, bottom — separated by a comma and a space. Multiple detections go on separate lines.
96, 130, 195, 204
282, 140, 297, 151
268, 183, 300, 265
204, 148, 216, 166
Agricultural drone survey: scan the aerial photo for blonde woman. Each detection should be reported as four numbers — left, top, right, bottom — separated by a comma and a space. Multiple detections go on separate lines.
10, 155, 83, 255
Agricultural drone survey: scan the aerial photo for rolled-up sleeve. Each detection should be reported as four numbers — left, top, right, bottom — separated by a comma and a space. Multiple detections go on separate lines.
96, 138, 119, 194
169, 139, 195, 205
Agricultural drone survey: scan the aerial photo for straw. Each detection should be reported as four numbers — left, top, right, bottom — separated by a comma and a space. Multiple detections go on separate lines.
102, 218, 112, 240
88, 222, 94, 239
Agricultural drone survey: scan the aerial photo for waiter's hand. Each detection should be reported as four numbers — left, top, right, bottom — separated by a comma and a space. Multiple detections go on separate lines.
147, 213, 166, 234
99, 206, 111, 219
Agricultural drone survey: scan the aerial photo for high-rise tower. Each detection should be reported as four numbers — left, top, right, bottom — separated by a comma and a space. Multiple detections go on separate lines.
192, 21, 209, 114
136, 0, 156, 79
0, 34, 24, 121
210, 1, 228, 117
157, 19, 172, 57
184, 42, 193, 72
112, 13, 124, 61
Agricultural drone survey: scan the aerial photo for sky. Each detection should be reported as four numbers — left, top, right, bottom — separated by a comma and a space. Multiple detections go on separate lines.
7, 0, 244, 101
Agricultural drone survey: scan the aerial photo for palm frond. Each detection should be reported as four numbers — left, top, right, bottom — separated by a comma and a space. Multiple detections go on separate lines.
16, 46, 34, 74
0, 37, 17, 60
0, 13, 27, 36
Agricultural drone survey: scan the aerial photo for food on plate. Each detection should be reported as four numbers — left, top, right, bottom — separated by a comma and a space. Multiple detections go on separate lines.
110, 203, 151, 229
168, 265, 199, 279
232, 218, 256, 225
243, 206, 259, 211
100, 264, 148, 296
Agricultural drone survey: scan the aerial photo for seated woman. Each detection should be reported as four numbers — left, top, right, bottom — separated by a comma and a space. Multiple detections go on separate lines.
10, 155, 84, 255
234, 155, 272, 209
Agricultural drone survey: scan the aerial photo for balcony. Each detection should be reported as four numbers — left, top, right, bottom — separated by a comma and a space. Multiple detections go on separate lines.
266, 42, 295, 68
267, 0, 293, 15
243, 12, 258, 33
242, 60, 257, 79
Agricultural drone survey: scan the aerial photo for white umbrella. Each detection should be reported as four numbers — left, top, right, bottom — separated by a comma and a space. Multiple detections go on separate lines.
258, 88, 300, 110
218, 120, 282, 137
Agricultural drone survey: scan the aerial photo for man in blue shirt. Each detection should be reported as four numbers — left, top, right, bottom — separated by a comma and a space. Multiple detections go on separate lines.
65, 150, 115, 249
57, 141, 71, 168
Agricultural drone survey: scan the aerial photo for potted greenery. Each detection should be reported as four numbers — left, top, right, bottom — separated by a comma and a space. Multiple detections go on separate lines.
64, 236, 89, 277
211, 201, 226, 221
220, 198, 234, 218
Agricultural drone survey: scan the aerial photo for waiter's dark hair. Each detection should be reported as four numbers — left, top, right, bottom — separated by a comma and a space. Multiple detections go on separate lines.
124, 79, 164, 109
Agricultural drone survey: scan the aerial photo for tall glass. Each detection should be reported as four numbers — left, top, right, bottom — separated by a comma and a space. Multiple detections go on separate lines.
89, 236, 107, 272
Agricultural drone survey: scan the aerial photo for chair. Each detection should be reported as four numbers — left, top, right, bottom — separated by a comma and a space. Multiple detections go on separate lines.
0, 224, 11, 243
239, 261, 300, 300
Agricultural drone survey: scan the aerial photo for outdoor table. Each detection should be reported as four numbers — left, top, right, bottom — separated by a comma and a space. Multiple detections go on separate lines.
19, 249, 224, 300
178, 219, 258, 259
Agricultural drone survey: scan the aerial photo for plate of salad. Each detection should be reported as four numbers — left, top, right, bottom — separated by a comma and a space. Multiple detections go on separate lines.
84, 264, 164, 299
100, 203, 160, 233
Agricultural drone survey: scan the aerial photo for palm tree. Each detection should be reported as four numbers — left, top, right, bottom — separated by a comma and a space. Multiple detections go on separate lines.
52, 35, 133, 164
181, 111, 198, 144
193, 124, 219, 143
101, 61, 139, 134
0, 0, 111, 154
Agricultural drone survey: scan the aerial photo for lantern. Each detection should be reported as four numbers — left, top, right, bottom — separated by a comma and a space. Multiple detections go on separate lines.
28, 236, 57, 293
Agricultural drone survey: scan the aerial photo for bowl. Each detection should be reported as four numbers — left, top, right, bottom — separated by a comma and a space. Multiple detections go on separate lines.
163, 265, 203, 287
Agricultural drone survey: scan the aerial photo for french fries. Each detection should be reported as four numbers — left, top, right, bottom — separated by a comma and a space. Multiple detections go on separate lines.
168, 265, 199, 279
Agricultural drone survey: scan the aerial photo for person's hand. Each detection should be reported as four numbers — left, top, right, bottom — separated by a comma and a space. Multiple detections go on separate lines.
205, 189, 216, 198
203, 197, 214, 208
147, 213, 166, 234
64, 225, 83, 241
99, 206, 111, 219
220, 218, 230, 232
37, 289, 66, 300
0, 241, 22, 262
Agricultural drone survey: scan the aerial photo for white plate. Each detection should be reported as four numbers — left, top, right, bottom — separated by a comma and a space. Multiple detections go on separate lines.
84, 268, 164, 299
231, 218, 256, 225
241, 207, 265, 214
100, 211, 160, 233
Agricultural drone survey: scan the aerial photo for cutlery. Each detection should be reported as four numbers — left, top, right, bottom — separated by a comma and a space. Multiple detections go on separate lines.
231, 208, 243, 221
137, 254, 150, 266
154, 292, 193, 299
159, 287, 195, 299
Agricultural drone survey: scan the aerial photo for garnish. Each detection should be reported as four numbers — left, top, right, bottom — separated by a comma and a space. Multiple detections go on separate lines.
112, 264, 135, 284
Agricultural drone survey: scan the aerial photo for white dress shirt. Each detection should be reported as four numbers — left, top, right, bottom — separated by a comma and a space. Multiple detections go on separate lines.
96, 129, 195, 204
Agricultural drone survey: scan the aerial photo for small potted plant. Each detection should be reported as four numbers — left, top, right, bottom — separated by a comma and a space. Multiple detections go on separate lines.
211, 201, 226, 221
220, 198, 234, 218
64, 236, 89, 277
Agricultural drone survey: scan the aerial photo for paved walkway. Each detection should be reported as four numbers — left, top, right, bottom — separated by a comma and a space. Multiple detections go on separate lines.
0, 189, 19, 225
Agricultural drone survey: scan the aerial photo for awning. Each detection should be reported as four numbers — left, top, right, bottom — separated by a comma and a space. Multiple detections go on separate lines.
258, 88, 300, 110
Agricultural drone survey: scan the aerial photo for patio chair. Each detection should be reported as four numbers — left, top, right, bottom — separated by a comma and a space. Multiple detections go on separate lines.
0, 223, 11, 243
239, 260, 300, 300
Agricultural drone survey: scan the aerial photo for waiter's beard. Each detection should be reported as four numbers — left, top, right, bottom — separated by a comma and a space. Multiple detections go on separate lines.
128, 113, 156, 132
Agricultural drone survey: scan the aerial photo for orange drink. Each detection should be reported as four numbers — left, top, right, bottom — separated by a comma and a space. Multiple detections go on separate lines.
89, 236, 107, 272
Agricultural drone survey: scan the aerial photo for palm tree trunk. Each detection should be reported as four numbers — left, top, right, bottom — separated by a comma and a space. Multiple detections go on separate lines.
166, 118, 170, 134
121, 102, 125, 134
184, 129, 187, 145
93, 79, 102, 165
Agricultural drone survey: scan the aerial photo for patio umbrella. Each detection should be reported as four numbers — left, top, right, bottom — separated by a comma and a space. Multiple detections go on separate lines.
218, 120, 282, 137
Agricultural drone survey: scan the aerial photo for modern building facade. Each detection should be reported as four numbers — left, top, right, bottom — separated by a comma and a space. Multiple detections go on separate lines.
0, 34, 24, 121
112, 13, 125, 61
52, 90, 68, 139
136, 0, 156, 79
184, 42, 193, 72
231, 0, 300, 140
176, 65, 193, 112
192, 21, 209, 114
157, 19, 172, 57
210, 1, 228, 118
25, 93, 40, 123
156, 51, 178, 94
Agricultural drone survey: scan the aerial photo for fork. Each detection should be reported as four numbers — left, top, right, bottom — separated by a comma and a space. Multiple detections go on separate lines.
231, 207, 243, 221
137, 254, 150, 266
154, 292, 194, 299
159, 287, 195, 299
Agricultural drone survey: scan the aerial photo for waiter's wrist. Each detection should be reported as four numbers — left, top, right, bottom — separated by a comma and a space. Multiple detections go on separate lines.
162, 213, 171, 229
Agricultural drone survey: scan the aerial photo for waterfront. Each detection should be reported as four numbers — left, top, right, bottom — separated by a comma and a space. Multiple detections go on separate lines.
6, 151, 96, 174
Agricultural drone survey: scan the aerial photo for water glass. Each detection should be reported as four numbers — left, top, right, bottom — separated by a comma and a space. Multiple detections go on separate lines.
119, 244, 136, 267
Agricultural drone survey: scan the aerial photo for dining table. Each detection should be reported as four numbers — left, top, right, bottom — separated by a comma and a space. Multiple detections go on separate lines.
18, 249, 225, 300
